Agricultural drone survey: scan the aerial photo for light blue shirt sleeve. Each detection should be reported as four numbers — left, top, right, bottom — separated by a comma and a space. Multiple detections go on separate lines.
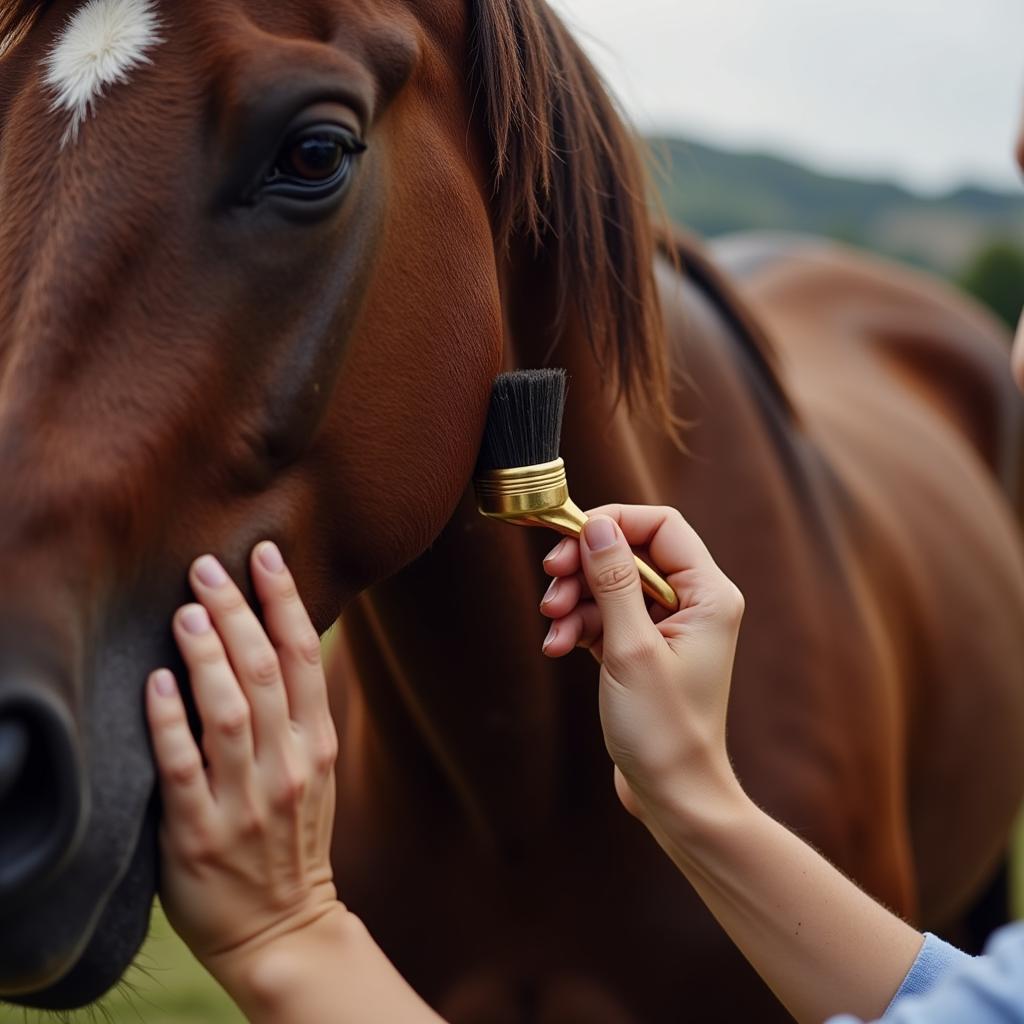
827, 922, 1024, 1024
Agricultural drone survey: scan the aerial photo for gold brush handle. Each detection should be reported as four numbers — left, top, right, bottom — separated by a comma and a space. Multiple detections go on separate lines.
535, 499, 680, 613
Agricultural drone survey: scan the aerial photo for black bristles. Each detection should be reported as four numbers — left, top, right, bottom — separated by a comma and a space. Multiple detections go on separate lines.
475, 369, 568, 473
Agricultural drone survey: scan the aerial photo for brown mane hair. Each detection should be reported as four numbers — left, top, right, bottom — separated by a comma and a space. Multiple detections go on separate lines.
0, 0, 46, 51
470, 0, 674, 426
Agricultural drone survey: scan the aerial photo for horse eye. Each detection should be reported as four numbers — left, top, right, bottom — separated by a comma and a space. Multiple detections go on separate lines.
287, 135, 344, 180
261, 124, 366, 201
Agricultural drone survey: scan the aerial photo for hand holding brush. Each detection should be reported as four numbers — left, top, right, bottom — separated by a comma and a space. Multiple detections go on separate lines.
473, 369, 679, 612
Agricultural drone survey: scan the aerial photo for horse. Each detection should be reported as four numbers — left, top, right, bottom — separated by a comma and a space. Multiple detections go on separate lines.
0, 0, 1022, 1020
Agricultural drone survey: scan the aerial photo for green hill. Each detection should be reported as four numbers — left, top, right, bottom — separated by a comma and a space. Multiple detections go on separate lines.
648, 135, 1024, 277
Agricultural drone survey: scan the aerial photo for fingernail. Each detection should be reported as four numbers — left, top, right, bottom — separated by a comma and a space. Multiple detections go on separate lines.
194, 555, 228, 588
543, 623, 559, 650
541, 578, 561, 606
152, 669, 176, 697
544, 539, 568, 563
583, 517, 617, 551
180, 605, 211, 635
258, 541, 285, 574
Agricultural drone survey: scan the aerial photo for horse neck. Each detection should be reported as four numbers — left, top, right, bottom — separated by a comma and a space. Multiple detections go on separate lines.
504, 233, 797, 502
339, 244, 801, 851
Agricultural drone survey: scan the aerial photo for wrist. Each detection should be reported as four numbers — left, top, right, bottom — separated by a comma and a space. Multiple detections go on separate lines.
207, 902, 357, 1019
631, 758, 756, 853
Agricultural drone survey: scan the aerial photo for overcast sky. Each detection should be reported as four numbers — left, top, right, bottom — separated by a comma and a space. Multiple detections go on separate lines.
549, 0, 1024, 195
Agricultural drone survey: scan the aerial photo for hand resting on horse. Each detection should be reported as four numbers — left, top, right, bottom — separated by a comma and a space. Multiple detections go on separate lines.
145, 544, 443, 1023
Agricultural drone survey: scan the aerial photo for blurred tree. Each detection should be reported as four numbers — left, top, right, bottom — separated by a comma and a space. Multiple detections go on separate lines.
958, 239, 1024, 329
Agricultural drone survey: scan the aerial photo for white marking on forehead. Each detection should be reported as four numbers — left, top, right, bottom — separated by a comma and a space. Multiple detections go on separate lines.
44, 0, 163, 147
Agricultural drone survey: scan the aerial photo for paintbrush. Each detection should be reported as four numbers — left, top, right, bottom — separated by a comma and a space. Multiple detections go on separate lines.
473, 369, 679, 612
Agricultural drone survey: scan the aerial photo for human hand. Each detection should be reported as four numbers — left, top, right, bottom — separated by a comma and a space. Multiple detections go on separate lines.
145, 543, 342, 987
539, 506, 746, 827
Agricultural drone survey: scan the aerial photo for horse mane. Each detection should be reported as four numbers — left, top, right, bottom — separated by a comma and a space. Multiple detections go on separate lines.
470, 1, 676, 429
0, 0, 46, 53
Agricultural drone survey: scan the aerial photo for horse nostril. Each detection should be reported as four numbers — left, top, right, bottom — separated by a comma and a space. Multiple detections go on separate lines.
0, 701, 84, 900
0, 719, 30, 802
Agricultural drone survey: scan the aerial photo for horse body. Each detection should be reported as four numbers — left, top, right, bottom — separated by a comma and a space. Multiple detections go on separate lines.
731, 236, 1024, 928
332, 236, 1024, 1021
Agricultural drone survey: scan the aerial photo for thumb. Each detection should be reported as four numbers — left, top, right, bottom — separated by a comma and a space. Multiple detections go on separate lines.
580, 516, 662, 672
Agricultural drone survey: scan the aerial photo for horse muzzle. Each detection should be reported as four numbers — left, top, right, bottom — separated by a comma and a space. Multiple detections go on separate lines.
0, 675, 96, 998
0, 643, 158, 1007
0, 687, 88, 907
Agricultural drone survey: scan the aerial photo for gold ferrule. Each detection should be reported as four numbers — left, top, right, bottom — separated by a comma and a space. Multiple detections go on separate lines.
473, 457, 680, 613
474, 459, 570, 519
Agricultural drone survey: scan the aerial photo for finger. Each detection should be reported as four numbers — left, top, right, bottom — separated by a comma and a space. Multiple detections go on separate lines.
584, 504, 727, 609
146, 669, 215, 826
250, 542, 333, 740
584, 505, 713, 575
542, 601, 604, 659
173, 605, 254, 781
190, 555, 291, 755
539, 571, 585, 620
579, 516, 664, 678
543, 537, 581, 578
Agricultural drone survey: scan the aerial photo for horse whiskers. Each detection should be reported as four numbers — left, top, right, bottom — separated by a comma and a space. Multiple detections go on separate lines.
8, 964, 151, 1024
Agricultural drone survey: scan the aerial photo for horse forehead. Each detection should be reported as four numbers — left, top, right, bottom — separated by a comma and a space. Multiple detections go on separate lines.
39, 0, 358, 142
44, 0, 163, 146
38, 0, 462, 119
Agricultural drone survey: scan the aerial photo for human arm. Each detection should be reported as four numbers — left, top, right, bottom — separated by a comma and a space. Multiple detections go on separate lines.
145, 542, 444, 1023
539, 507, 924, 1023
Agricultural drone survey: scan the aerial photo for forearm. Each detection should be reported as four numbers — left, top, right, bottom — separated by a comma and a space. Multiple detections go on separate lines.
212, 906, 446, 1024
643, 785, 923, 1024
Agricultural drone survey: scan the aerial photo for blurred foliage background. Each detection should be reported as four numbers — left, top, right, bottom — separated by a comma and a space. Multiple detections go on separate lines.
960, 241, 1024, 329
1, 135, 1022, 1024
650, 135, 1024, 329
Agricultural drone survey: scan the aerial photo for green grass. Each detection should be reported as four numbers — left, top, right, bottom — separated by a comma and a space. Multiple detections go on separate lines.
2, 816, 1022, 1023
0, 904, 243, 1024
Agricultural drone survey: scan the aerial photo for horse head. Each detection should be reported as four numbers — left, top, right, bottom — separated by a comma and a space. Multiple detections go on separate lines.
0, 0, 664, 1008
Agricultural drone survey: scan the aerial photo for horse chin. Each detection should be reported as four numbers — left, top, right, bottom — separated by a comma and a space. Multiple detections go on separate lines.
0, 802, 158, 1011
